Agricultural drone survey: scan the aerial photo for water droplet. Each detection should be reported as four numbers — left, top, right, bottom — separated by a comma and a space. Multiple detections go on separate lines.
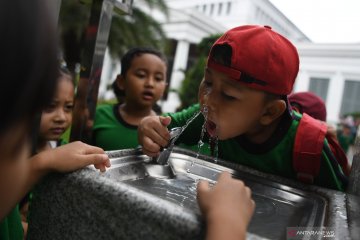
186, 169, 191, 173
197, 113, 208, 158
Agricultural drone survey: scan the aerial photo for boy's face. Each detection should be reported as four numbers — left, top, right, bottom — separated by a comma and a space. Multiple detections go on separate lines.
39, 78, 74, 141
198, 67, 268, 140
120, 53, 166, 108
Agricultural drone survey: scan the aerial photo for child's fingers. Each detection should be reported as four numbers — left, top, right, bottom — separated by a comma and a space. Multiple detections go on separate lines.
142, 136, 162, 154
196, 180, 210, 213
94, 163, 106, 172
141, 146, 160, 157
216, 171, 232, 182
105, 158, 111, 167
159, 116, 171, 126
245, 185, 253, 199
148, 128, 169, 147
197, 180, 210, 197
81, 153, 109, 167
81, 143, 106, 155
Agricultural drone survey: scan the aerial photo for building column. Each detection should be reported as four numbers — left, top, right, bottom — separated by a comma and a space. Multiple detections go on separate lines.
162, 40, 190, 113
293, 70, 310, 92
327, 71, 345, 124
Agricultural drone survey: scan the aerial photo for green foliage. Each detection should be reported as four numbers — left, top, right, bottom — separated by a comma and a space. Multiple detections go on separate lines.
178, 34, 222, 110
178, 56, 206, 110
58, 0, 169, 70
108, 7, 168, 57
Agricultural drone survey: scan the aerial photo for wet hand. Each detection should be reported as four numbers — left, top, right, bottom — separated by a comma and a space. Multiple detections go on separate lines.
138, 116, 171, 157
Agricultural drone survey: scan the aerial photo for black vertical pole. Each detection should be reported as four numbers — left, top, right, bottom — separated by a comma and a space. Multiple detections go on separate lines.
70, 0, 113, 143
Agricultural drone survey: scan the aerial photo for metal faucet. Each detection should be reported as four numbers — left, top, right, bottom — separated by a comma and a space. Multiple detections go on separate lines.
156, 127, 183, 165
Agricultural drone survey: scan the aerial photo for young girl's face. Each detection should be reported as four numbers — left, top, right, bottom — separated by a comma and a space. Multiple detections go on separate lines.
120, 53, 166, 108
198, 67, 268, 141
39, 77, 74, 141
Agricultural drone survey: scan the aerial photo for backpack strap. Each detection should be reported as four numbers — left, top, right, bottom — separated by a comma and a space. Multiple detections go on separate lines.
293, 113, 327, 184
326, 132, 351, 176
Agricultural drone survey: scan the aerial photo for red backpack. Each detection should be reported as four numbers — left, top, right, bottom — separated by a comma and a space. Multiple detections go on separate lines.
293, 113, 350, 184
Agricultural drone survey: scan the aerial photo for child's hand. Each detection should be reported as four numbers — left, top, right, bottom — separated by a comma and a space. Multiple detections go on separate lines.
138, 116, 172, 157
197, 171, 255, 240
35, 141, 110, 173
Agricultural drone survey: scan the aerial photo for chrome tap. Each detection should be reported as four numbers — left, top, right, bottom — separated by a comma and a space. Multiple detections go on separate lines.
156, 127, 182, 165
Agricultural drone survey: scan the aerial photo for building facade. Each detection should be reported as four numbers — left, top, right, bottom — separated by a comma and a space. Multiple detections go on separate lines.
100, 0, 360, 124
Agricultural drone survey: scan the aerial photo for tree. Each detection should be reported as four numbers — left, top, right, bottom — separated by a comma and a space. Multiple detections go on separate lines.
58, 0, 169, 71
178, 34, 222, 110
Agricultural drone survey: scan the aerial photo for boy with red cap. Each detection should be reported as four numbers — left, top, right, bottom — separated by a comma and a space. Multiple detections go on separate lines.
138, 25, 348, 191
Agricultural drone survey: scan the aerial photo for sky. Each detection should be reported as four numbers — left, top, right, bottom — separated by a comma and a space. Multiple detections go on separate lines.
268, 0, 360, 43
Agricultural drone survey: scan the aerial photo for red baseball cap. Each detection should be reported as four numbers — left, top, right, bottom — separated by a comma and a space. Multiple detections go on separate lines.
288, 91, 327, 121
207, 25, 299, 95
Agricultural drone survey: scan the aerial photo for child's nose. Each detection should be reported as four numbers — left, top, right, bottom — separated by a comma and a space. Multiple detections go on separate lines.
54, 109, 66, 122
144, 77, 155, 87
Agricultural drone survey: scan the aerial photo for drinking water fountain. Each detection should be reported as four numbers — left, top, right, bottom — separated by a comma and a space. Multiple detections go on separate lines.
28, 146, 360, 239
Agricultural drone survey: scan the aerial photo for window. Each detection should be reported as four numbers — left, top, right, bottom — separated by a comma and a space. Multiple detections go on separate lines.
340, 80, 360, 115
210, 3, 214, 15
308, 77, 329, 102
218, 3, 223, 15
203, 4, 207, 12
226, 2, 231, 15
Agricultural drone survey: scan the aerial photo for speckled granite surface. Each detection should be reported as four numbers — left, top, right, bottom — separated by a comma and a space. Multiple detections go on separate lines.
27, 167, 206, 240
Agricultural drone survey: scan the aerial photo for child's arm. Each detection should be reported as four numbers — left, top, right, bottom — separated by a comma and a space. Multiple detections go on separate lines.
138, 116, 172, 157
197, 172, 255, 240
0, 141, 110, 220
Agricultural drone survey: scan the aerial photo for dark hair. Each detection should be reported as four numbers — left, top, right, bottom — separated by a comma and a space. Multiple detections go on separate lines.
112, 79, 125, 103
59, 65, 75, 87
0, 0, 58, 134
120, 47, 167, 77
209, 44, 232, 66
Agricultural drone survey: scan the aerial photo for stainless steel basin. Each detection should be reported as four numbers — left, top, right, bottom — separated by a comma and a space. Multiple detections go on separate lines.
28, 146, 358, 240
104, 147, 326, 239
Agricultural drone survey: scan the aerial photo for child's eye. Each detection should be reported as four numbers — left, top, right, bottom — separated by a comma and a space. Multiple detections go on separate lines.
155, 75, 164, 82
65, 104, 74, 112
135, 70, 147, 78
221, 92, 235, 100
136, 73, 146, 78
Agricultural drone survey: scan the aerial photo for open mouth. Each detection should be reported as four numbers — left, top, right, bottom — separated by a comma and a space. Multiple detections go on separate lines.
142, 91, 154, 100
206, 120, 217, 137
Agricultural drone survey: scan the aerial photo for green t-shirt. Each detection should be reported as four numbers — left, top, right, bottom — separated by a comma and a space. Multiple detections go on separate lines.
166, 104, 347, 191
92, 104, 140, 151
0, 205, 23, 240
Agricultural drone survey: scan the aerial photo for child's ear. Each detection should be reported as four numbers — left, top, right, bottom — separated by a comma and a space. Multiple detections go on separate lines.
260, 99, 287, 125
116, 74, 125, 90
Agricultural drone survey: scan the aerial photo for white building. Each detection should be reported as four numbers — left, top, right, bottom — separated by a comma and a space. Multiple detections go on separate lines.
295, 43, 360, 124
100, 0, 360, 124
